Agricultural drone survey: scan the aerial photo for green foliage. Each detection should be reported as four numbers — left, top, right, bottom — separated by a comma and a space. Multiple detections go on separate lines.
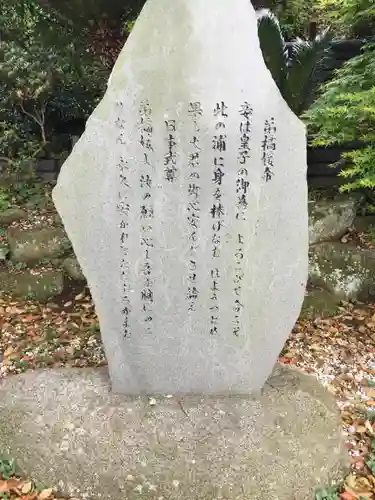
0, 458, 15, 480
314, 486, 340, 500
269, 0, 317, 39
305, 44, 375, 192
266, 0, 375, 39
257, 10, 332, 115
0, 0, 107, 173
315, 0, 375, 37
366, 438, 375, 475
0, 188, 12, 211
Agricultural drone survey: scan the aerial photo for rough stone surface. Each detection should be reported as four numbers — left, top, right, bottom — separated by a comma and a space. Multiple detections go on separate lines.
7, 227, 70, 264
0, 208, 27, 226
301, 287, 341, 319
63, 256, 86, 281
0, 268, 64, 301
309, 243, 375, 301
52, 0, 308, 395
309, 195, 358, 245
0, 366, 346, 500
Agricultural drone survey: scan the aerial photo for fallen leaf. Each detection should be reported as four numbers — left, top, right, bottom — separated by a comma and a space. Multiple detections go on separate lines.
22, 315, 39, 323
365, 419, 375, 435
21, 481, 33, 494
354, 425, 367, 433
340, 492, 357, 500
362, 367, 375, 376
38, 488, 53, 500
3, 346, 16, 358
364, 387, 375, 398
0, 479, 22, 493
282, 352, 295, 359
0, 481, 8, 493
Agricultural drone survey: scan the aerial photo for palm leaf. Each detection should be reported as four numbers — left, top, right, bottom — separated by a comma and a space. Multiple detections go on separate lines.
257, 9, 288, 97
286, 28, 332, 115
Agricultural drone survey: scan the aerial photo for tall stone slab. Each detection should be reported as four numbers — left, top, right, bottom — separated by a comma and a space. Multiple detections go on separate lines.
52, 0, 308, 395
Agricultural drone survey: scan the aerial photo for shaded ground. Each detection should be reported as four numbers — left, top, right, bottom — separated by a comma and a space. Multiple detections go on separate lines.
1, 189, 375, 499
1, 292, 375, 498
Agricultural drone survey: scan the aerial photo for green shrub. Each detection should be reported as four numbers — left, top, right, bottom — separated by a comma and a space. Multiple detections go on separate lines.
305, 44, 375, 192
257, 10, 332, 115
0, 0, 107, 174
315, 0, 375, 37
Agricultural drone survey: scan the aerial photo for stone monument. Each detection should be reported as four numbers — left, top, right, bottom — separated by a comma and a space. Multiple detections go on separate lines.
52, 0, 308, 394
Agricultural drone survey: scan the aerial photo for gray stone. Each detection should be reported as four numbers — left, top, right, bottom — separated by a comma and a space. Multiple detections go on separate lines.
309, 195, 359, 245
0, 208, 27, 226
309, 242, 375, 301
52, 0, 308, 394
63, 256, 86, 281
301, 287, 341, 319
0, 366, 346, 500
7, 227, 71, 264
0, 268, 64, 301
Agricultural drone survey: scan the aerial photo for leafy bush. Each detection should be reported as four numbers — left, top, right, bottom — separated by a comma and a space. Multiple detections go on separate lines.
265, 0, 375, 39
257, 10, 332, 115
0, 0, 107, 173
315, 0, 375, 38
0, 458, 15, 480
305, 44, 375, 192
269, 0, 318, 39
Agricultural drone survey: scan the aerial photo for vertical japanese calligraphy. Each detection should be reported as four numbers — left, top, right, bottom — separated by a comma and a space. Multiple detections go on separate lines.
210, 101, 228, 335
186, 102, 203, 312
164, 119, 177, 182
236, 102, 253, 221
262, 117, 277, 182
115, 100, 132, 338
232, 102, 253, 336
139, 100, 155, 334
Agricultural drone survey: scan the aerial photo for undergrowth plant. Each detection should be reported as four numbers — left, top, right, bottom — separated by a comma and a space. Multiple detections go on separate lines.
0, 458, 15, 480
304, 44, 375, 193
314, 486, 340, 500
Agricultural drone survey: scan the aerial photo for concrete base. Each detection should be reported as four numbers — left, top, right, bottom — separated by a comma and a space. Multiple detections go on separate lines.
0, 365, 347, 500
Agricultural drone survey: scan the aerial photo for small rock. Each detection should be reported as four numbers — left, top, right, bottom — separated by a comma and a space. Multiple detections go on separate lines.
309, 195, 360, 245
7, 227, 71, 264
63, 257, 86, 282
0, 208, 27, 226
0, 267, 65, 302
309, 243, 375, 301
300, 288, 341, 319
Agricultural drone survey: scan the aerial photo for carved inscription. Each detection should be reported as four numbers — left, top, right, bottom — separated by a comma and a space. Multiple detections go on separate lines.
117, 99, 279, 339
262, 117, 277, 182
139, 100, 155, 334
187, 102, 203, 312
115, 100, 132, 338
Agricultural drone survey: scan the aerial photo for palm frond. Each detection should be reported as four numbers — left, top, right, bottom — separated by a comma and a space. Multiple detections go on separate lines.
257, 9, 287, 96
286, 27, 332, 114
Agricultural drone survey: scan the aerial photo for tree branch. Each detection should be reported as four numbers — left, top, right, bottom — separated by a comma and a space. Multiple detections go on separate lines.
19, 102, 47, 144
